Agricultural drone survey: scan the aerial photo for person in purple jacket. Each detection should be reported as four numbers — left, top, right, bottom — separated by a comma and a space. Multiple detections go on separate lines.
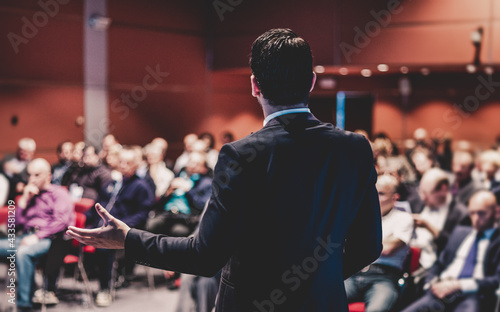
0, 158, 74, 312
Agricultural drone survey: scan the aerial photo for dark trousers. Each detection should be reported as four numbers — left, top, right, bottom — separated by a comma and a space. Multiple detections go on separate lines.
402, 292, 480, 312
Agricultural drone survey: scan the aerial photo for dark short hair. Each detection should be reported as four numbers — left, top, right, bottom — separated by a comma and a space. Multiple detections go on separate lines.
250, 28, 314, 106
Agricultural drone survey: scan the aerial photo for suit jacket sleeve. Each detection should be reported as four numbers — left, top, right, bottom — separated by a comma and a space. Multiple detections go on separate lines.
342, 138, 383, 279
125, 144, 246, 277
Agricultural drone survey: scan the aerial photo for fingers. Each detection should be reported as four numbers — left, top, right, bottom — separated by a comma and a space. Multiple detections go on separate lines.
95, 203, 111, 226
66, 229, 93, 244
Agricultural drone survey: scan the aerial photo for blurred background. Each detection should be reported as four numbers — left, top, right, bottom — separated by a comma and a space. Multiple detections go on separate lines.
1, 0, 499, 163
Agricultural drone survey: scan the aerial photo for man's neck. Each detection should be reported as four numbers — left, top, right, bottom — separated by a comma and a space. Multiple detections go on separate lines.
261, 102, 308, 119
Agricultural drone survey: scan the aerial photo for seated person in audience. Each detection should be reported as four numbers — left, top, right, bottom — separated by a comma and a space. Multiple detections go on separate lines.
51, 141, 74, 185
402, 190, 500, 312
345, 175, 414, 312
105, 143, 123, 181
146, 151, 213, 237
199, 132, 219, 170
450, 151, 483, 207
478, 150, 500, 202
409, 149, 434, 183
379, 156, 421, 211
0, 158, 74, 311
410, 168, 468, 271
86, 146, 155, 307
0, 137, 36, 201
173, 133, 198, 175
98, 134, 119, 166
151, 137, 168, 158
144, 143, 174, 200
61, 145, 112, 202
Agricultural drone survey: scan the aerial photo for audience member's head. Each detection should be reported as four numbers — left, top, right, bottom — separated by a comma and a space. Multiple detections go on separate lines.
106, 144, 122, 170
380, 156, 414, 183
455, 140, 473, 153
221, 131, 235, 144
191, 140, 209, 153
185, 152, 209, 176
413, 128, 428, 146
17, 137, 36, 161
479, 150, 500, 182
373, 137, 393, 157
419, 168, 450, 209
183, 133, 198, 153
376, 174, 399, 216
118, 147, 140, 179
452, 151, 475, 183
151, 137, 168, 158
82, 145, 100, 167
100, 134, 118, 160
144, 143, 163, 166
56, 141, 73, 163
468, 190, 499, 231
72, 141, 85, 162
199, 132, 215, 150
250, 28, 314, 106
27, 158, 52, 191
411, 149, 433, 177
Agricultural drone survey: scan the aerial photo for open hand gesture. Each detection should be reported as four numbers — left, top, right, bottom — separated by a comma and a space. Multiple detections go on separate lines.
66, 203, 131, 249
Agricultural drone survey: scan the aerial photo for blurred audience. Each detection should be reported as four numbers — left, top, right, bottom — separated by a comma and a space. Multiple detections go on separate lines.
86, 146, 155, 307
62, 145, 112, 202
146, 152, 212, 237
403, 190, 500, 312
2, 129, 500, 310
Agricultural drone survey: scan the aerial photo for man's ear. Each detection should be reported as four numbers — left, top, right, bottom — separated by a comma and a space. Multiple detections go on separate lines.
251, 75, 261, 98
310, 72, 317, 93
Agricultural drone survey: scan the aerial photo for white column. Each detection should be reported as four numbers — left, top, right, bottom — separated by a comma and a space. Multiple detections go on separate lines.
83, 0, 108, 147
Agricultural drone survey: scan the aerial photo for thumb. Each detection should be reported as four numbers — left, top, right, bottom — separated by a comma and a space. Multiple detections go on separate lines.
95, 203, 113, 226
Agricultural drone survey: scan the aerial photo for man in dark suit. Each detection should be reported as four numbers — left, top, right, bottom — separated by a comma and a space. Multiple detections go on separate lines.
67, 28, 382, 311
403, 190, 500, 312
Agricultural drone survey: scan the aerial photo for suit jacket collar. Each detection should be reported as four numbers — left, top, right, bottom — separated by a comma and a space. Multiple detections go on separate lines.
263, 112, 322, 130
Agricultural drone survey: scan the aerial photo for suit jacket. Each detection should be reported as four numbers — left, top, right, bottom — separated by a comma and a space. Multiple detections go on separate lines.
125, 113, 383, 311
412, 198, 468, 255
425, 226, 500, 305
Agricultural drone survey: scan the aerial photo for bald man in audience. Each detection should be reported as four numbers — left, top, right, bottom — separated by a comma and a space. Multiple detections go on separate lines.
451, 151, 483, 206
403, 191, 500, 312
410, 168, 469, 270
0, 158, 74, 311
345, 175, 414, 312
